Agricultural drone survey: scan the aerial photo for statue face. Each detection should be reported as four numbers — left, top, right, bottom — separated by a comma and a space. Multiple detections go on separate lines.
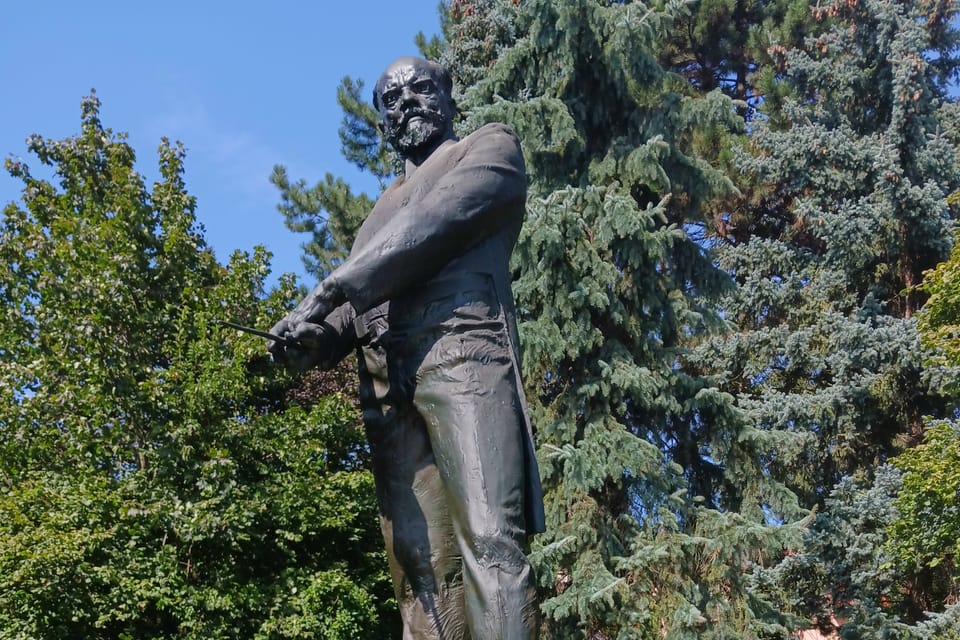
375, 58, 455, 160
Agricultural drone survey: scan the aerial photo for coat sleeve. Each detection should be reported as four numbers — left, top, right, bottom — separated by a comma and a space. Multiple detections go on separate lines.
315, 302, 358, 370
328, 124, 526, 314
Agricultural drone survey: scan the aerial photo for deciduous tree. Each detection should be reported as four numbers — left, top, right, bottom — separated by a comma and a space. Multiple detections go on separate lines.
0, 94, 397, 639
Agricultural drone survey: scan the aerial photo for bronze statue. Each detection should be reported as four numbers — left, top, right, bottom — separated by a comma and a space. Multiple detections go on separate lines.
268, 56, 543, 639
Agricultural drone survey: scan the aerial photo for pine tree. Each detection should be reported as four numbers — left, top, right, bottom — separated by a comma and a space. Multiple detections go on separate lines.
704, 0, 960, 634
657, 0, 818, 112
444, 1, 806, 637
762, 466, 960, 639
708, 0, 958, 506
879, 206, 960, 629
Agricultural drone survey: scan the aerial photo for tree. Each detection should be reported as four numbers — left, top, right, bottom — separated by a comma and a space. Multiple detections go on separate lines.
888, 421, 960, 622
657, 0, 818, 116
762, 467, 960, 639
917, 223, 960, 396
441, 1, 807, 637
656, 0, 828, 241
879, 218, 960, 626
0, 94, 397, 639
704, 0, 960, 634
703, 0, 958, 506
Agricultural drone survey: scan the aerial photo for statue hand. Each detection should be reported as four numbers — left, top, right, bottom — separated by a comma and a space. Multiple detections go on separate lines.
268, 277, 346, 368
267, 319, 335, 371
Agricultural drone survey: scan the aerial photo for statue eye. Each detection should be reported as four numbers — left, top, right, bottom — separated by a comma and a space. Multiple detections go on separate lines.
413, 79, 435, 94
381, 90, 400, 108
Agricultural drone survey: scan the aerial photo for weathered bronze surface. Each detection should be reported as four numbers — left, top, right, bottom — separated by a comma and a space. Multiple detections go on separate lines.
269, 56, 543, 639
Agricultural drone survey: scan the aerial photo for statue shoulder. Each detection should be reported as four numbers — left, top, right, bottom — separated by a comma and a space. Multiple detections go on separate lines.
461, 123, 524, 170
465, 122, 521, 145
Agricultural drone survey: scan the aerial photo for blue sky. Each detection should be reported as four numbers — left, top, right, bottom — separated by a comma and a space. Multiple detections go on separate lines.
0, 1, 443, 285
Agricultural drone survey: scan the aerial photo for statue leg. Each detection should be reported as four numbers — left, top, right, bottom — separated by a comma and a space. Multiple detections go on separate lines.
361, 355, 471, 640
413, 340, 540, 640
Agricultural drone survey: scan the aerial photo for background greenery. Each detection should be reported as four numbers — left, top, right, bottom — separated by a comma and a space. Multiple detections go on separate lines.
3, 0, 960, 638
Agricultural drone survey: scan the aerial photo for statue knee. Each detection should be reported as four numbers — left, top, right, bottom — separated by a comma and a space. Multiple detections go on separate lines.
471, 533, 529, 574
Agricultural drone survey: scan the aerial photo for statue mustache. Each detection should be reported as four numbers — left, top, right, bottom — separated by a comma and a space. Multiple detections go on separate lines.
394, 108, 444, 134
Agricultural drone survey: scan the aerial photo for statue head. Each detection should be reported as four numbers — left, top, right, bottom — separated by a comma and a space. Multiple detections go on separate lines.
374, 56, 456, 164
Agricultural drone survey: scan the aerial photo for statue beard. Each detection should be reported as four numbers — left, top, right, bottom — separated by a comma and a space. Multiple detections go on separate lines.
388, 109, 448, 158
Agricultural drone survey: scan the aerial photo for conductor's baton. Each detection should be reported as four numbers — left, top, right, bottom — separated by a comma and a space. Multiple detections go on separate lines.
218, 320, 303, 347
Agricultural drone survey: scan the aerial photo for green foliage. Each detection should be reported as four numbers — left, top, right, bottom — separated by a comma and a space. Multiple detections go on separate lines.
874, 171, 960, 625
658, 0, 818, 110
759, 468, 902, 638
884, 209, 960, 618
655, 0, 827, 238
440, 0, 518, 98
705, 0, 959, 502
918, 229, 960, 395
759, 466, 960, 639
0, 94, 396, 639
705, 0, 960, 634
441, 1, 808, 637
889, 421, 960, 602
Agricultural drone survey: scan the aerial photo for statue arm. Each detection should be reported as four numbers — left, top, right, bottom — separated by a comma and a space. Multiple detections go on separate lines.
328, 124, 526, 314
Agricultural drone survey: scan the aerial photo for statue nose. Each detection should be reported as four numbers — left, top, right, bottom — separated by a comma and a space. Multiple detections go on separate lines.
400, 86, 420, 106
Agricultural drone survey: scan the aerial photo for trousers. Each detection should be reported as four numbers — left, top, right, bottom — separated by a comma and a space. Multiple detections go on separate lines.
357, 280, 539, 639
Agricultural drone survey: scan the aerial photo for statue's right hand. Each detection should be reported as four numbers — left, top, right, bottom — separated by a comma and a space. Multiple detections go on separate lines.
267, 316, 296, 358
267, 317, 334, 370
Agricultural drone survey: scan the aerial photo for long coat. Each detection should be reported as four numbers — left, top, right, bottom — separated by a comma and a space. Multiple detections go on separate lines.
314, 122, 545, 535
